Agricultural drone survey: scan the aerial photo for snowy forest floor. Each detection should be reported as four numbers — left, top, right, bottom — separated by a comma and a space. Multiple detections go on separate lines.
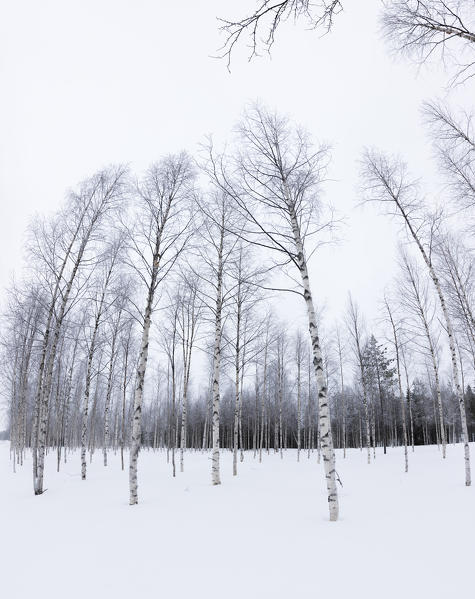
1, 441, 474, 599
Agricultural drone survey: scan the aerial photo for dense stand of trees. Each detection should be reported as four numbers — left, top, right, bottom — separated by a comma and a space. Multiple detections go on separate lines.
1, 0, 474, 523
2, 103, 475, 513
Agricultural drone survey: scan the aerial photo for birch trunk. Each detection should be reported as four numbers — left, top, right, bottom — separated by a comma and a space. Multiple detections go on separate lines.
419, 252, 469, 478
129, 291, 153, 504
386, 192, 470, 484
297, 354, 302, 462
259, 341, 268, 463
348, 300, 371, 465
289, 206, 339, 521
34, 196, 109, 494
211, 280, 223, 485
336, 331, 346, 459
232, 281, 242, 476
385, 301, 409, 472
103, 347, 116, 467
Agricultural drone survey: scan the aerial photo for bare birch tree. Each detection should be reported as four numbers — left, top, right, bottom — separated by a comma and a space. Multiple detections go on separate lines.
218, 0, 342, 66
382, 0, 475, 83
424, 101, 475, 215
30, 165, 127, 494
127, 152, 195, 505
398, 250, 446, 457
383, 296, 409, 472
80, 238, 123, 479
361, 149, 471, 485
295, 329, 305, 461
177, 275, 202, 473
190, 190, 240, 485
207, 104, 339, 520
346, 295, 371, 464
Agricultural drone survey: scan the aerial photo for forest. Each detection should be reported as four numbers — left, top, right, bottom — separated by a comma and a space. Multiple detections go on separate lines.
1, 2, 474, 598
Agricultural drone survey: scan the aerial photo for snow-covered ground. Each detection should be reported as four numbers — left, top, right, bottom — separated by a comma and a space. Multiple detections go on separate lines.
1, 441, 473, 598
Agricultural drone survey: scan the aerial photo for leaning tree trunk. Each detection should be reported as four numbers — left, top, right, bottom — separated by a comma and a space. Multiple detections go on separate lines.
81, 282, 111, 479
129, 285, 155, 504
290, 206, 339, 521
400, 208, 470, 485
35, 224, 98, 494
211, 276, 223, 485
32, 226, 82, 493
386, 302, 409, 473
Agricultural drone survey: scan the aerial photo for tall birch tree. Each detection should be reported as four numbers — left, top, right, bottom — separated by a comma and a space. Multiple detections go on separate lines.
398, 250, 446, 457
362, 150, 471, 485
207, 104, 339, 520
127, 153, 195, 505
30, 165, 127, 494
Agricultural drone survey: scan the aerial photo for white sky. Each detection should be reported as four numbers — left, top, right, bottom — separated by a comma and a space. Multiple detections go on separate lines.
0, 0, 472, 350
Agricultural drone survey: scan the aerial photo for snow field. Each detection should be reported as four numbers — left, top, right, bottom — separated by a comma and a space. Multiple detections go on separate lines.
1, 442, 473, 599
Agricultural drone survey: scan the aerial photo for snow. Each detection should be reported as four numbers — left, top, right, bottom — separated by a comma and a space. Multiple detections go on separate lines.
1, 442, 474, 598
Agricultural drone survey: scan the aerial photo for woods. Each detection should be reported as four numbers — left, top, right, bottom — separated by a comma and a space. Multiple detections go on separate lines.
2, 95, 475, 520
4, 3, 475, 598
1, 0, 475, 529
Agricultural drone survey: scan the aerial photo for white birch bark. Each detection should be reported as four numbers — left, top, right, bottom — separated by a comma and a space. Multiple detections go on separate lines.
385, 299, 409, 472
211, 234, 224, 485
259, 336, 268, 463
296, 334, 303, 462
129, 287, 154, 504
363, 153, 470, 484
289, 206, 339, 521
179, 286, 198, 472
232, 296, 241, 476
129, 153, 194, 503
411, 236, 469, 481
103, 324, 118, 467
401, 256, 446, 457
348, 298, 371, 465
336, 328, 346, 458
277, 338, 284, 460
34, 168, 125, 494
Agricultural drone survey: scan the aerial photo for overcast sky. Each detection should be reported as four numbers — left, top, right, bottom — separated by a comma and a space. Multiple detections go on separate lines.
0, 0, 472, 343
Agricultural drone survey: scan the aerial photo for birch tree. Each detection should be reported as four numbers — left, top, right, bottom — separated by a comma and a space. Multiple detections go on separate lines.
361, 150, 471, 485
346, 295, 371, 464
424, 101, 475, 215
219, 0, 342, 66
208, 104, 339, 520
177, 275, 202, 473
31, 165, 127, 494
128, 153, 195, 505
225, 242, 264, 475
103, 278, 130, 466
161, 292, 184, 477
437, 237, 475, 361
295, 329, 305, 461
398, 250, 446, 457
80, 238, 123, 479
382, 0, 475, 83
383, 296, 409, 472
191, 190, 240, 485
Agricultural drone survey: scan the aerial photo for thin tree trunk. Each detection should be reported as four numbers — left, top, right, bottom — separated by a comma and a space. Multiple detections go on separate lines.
289, 206, 338, 521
